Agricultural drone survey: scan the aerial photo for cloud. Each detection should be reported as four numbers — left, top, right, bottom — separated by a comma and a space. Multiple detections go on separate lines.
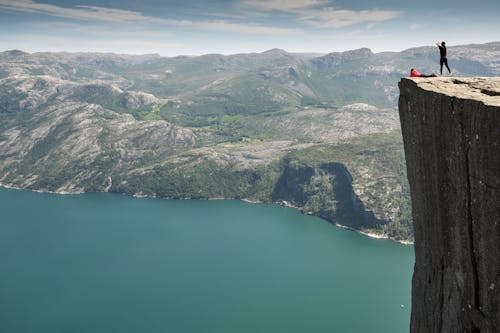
34, 21, 173, 39
0, 0, 154, 22
0, 0, 298, 35
242, 0, 402, 28
299, 8, 401, 28
196, 21, 298, 34
241, 0, 329, 11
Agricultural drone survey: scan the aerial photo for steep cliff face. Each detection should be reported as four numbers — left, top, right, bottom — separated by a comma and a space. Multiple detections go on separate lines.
271, 159, 380, 229
399, 78, 500, 332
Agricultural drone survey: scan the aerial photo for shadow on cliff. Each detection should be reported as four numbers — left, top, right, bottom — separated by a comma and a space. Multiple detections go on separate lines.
271, 158, 385, 229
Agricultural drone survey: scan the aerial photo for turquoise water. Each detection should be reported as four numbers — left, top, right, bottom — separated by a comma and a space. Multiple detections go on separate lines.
0, 187, 414, 333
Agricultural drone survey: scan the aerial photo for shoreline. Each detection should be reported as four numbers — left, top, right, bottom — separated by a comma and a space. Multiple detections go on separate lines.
334, 223, 414, 245
0, 183, 414, 245
0, 182, 84, 195
343, 225, 413, 245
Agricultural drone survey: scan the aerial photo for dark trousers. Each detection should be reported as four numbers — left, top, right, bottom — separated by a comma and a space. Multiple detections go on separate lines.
440, 57, 451, 74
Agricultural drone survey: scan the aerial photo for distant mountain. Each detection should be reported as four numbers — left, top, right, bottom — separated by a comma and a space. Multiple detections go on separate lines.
1, 42, 499, 241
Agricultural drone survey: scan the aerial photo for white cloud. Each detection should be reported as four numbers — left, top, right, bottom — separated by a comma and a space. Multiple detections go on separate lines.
196, 21, 298, 35
242, 0, 329, 11
34, 21, 172, 38
0, 0, 298, 35
242, 0, 402, 28
0, 0, 154, 22
299, 8, 401, 28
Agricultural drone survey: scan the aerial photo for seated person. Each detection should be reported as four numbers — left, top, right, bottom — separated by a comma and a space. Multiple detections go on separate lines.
410, 68, 437, 78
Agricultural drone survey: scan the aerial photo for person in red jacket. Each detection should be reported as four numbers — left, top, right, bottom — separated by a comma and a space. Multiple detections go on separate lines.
410, 68, 437, 77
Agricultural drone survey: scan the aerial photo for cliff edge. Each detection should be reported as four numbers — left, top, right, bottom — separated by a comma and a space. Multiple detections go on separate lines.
399, 77, 499, 332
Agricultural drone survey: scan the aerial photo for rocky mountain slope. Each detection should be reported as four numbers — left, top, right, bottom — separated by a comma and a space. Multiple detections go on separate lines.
1, 42, 499, 241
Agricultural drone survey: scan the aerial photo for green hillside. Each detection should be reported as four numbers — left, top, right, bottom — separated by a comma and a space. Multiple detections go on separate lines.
1, 42, 499, 242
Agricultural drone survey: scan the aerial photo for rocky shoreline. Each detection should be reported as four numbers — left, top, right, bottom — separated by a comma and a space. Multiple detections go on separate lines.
0, 183, 413, 245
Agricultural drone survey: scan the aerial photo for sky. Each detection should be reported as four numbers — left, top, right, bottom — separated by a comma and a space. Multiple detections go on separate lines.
1, 0, 499, 56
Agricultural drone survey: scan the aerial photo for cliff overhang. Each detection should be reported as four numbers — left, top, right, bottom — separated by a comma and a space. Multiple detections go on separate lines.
399, 77, 499, 332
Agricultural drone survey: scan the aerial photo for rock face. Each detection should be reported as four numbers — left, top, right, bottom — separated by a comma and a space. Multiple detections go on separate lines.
272, 160, 379, 229
398, 77, 500, 332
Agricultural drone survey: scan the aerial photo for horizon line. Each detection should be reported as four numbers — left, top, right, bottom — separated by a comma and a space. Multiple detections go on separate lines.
1, 41, 499, 58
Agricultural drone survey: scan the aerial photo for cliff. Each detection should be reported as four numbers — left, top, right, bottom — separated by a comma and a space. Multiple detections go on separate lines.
271, 159, 381, 229
398, 77, 500, 332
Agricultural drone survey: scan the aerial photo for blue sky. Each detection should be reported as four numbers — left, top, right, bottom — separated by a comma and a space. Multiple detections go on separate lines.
1, 0, 499, 55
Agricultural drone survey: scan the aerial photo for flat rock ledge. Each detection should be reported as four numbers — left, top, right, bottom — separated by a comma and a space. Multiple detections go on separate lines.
408, 77, 500, 106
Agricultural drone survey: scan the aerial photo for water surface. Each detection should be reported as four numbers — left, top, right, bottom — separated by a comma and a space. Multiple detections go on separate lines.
0, 187, 414, 333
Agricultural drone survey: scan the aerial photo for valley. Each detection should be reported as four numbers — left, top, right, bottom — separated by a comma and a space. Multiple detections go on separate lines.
1, 42, 499, 241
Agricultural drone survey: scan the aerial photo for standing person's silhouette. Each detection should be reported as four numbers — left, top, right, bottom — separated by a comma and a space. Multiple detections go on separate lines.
436, 41, 451, 75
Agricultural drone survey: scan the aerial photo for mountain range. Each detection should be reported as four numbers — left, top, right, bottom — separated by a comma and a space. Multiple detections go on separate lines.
1, 42, 499, 241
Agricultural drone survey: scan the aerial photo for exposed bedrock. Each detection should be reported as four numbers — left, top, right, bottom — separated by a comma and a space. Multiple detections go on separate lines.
399, 77, 500, 332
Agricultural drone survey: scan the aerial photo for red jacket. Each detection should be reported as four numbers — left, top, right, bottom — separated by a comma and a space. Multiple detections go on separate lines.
410, 69, 421, 77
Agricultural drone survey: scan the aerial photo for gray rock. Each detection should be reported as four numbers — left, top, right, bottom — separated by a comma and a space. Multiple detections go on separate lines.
122, 91, 158, 109
399, 77, 500, 332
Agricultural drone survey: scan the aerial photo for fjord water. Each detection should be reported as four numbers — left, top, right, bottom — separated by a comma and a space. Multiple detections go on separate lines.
0, 187, 414, 333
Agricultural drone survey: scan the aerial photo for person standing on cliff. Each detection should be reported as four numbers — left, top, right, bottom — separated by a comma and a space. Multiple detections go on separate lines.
436, 41, 451, 75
